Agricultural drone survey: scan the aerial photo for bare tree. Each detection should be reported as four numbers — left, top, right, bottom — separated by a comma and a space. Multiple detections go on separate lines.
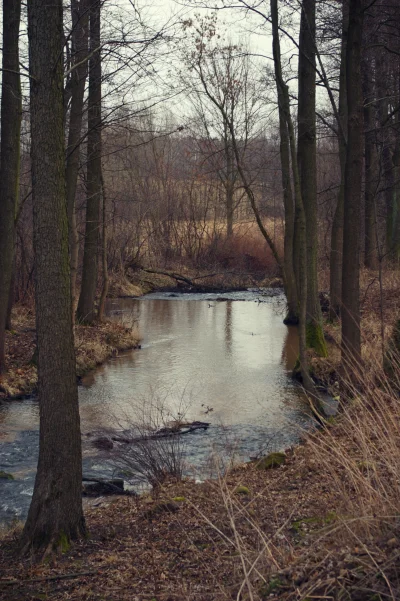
21, 0, 85, 553
77, 0, 102, 324
0, 0, 22, 372
298, 0, 326, 356
341, 0, 364, 369
65, 0, 90, 315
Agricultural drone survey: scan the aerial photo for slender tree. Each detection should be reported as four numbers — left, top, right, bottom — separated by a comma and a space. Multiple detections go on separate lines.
297, 0, 326, 356
329, 1, 348, 320
341, 0, 364, 369
66, 0, 90, 316
22, 0, 85, 553
271, 0, 315, 393
77, 0, 102, 324
362, 51, 379, 269
0, 0, 22, 373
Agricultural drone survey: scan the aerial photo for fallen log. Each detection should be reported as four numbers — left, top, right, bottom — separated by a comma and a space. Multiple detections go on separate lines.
111, 421, 210, 444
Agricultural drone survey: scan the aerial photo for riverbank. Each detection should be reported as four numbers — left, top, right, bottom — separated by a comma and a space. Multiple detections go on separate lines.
0, 382, 398, 600
0, 306, 141, 399
108, 266, 283, 298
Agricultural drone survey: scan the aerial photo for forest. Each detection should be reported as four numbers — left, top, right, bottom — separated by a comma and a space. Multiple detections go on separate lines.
0, 0, 400, 599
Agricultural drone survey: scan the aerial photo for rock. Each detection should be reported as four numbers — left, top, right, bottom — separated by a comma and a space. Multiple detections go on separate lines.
92, 436, 114, 450
255, 452, 286, 470
0, 471, 14, 480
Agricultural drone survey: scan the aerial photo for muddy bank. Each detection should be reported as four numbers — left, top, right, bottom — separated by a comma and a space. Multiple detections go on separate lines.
0, 306, 141, 400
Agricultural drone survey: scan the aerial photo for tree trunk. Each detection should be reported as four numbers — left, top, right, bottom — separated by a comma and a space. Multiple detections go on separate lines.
6, 258, 16, 331
341, 0, 364, 370
278, 87, 298, 324
297, 0, 326, 356
362, 53, 379, 269
271, 0, 315, 394
0, 0, 21, 372
376, 52, 396, 258
97, 170, 109, 321
77, 0, 102, 324
22, 0, 85, 554
225, 129, 235, 238
66, 0, 90, 318
329, 1, 348, 320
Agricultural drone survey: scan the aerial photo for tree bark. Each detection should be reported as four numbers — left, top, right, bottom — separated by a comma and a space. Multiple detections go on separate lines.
297, 0, 326, 356
66, 0, 90, 318
329, 1, 348, 320
22, 0, 85, 554
271, 0, 315, 394
277, 86, 298, 324
97, 170, 109, 321
77, 0, 102, 324
341, 0, 364, 370
0, 0, 21, 372
362, 53, 379, 270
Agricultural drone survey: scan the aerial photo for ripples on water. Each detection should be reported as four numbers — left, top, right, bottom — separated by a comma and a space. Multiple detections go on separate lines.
0, 290, 314, 523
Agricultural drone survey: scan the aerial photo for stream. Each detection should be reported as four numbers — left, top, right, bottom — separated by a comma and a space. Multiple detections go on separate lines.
0, 289, 316, 524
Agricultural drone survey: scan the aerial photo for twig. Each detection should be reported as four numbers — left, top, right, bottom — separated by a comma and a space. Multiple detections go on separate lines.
1, 570, 98, 586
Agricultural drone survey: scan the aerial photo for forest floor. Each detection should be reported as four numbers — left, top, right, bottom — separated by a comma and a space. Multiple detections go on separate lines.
0, 397, 399, 601
0, 306, 141, 400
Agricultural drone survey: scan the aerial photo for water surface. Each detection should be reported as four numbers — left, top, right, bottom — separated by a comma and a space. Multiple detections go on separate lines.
0, 290, 312, 523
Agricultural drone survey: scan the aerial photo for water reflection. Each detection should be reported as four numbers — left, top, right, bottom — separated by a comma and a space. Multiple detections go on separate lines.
0, 290, 313, 523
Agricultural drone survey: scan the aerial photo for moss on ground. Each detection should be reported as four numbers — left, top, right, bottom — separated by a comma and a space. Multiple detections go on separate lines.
255, 452, 286, 470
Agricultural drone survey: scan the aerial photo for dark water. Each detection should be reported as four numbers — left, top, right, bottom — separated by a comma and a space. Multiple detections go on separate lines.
0, 290, 313, 524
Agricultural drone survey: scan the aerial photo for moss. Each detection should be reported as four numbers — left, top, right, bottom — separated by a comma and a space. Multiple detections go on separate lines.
260, 576, 284, 598
292, 512, 338, 535
234, 486, 250, 495
0, 471, 14, 480
57, 531, 70, 554
306, 321, 328, 357
256, 452, 286, 470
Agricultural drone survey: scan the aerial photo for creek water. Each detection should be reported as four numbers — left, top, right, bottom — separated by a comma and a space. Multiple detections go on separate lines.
0, 290, 314, 524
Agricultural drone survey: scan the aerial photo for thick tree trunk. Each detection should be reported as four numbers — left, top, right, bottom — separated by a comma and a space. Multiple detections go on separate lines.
77, 0, 102, 324
66, 0, 90, 317
329, 1, 348, 321
297, 0, 326, 356
0, 0, 21, 372
341, 0, 364, 370
362, 55, 379, 270
22, 0, 85, 554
